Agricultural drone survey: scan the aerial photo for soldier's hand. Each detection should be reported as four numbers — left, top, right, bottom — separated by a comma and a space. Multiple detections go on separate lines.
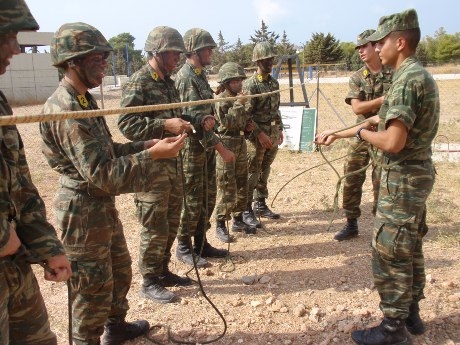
45, 254, 72, 282
165, 118, 193, 135
0, 222, 21, 257
144, 139, 160, 149
202, 115, 216, 131
215, 142, 235, 163
315, 130, 337, 146
148, 133, 187, 159
257, 131, 273, 149
278, 130, 284, 145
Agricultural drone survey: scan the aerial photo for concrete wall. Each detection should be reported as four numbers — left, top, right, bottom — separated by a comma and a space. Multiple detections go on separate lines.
0, 53, 58, 105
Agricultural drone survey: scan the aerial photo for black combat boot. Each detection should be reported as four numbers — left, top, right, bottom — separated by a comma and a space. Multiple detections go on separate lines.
254, 197, 280, 219
194, 232, 228, 258
161, 260, 192, 287
351, 317, 412, 345
216, 220, 233, 243
334, 218, 359, 241
140, 274, 176, 303
405, 302, 425, 335
242, 202, 261, 228
176, 236, 208, 267
232, 215, 256, 234
101, 319, 150, 345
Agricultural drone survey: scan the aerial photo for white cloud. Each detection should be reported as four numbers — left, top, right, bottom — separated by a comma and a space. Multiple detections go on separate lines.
252, 0, 288, 24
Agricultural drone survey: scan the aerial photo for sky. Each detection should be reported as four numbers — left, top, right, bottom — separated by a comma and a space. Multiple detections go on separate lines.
25, 0, 459, 51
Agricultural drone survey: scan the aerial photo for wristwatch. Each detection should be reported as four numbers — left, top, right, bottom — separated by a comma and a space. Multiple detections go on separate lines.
356, 127, 366, 142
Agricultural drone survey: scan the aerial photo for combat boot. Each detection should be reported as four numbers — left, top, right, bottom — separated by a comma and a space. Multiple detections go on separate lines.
405, 302, 425, 335
194, 233, 228, 258
351, 317, 411, 345
161, 261, 192, 287
101, 319, 150, 345
242, 202, 261, 228
216, 220, 233, 243
254, 197, 280, 219
334, 218, 359, 241
176, 236, 208, 267
140, 274, 176, 303
232, 215, 256, 234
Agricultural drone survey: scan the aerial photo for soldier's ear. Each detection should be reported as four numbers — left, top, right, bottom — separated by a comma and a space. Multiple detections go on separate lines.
67, 60, 75, 68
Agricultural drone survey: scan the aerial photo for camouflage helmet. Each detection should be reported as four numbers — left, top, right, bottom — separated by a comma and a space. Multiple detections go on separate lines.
0, 0, 39, 34
51, 22, 113, 67
183, 28, 216, 54
217, 62, 246, 84
144, 26, 185, 53
252, 41, 277, 62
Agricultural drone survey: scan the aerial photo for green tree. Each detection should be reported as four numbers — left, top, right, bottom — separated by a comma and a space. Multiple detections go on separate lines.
340, 41, 362, 71
212, 30, 231, 72
250, 20, 279, 45
108, 32, 143, 77
277, 31, 296, 56
228, 37, 253, 68
304, 32, 343, 65
434, 33, 460, 62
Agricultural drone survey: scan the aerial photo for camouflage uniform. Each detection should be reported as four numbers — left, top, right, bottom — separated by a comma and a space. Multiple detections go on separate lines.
1, 1, 65, 344
372, 54, 439, 319
214, 64, 251, 222
118, 28, 183, 280
1, 95, 63, 345
40, 22, 155, 344
343, 63, 392, 218
175, 61, 219, 235
243, 71, 283, 201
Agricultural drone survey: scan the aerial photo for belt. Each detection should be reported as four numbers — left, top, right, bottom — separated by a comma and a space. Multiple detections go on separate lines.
218, 130, 245, 137
256, 120, 277, 126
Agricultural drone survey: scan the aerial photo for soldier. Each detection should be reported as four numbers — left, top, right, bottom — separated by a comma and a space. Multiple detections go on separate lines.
118, 26, 193, 304
242, 41, 283, 229
316, 9, 438, 345
175, 28, 235, 267
0, 1, 72, 344
334, 29, 393, 241
40, 22, 186, 345
214, 62, 256, 240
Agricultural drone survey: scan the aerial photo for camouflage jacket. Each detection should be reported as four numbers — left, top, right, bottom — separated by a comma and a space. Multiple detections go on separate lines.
175, 61, 219, 147
0, 91, 65, 259
345, 65, 393, 120
118, 63, 182, 141
215, 89, 251, 134
379, 56, 439, 161
243, 73, 283, 137
40, 80, 161, 196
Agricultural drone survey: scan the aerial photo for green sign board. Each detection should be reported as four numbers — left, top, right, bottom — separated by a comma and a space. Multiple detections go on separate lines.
299, 108, 317, 152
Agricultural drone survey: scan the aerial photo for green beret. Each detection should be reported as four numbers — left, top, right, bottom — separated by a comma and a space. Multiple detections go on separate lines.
368, 8, 419, 42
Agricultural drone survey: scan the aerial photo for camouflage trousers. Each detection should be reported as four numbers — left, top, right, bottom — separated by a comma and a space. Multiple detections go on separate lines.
0, 259, 57, 345
247, 125, 279, 201
215, 136, 248, 221
54, 188, 132, 345
134, 158, 182, 276
178, 137, 217, 237
371, 160, 435, 319
343, 138, 381, 219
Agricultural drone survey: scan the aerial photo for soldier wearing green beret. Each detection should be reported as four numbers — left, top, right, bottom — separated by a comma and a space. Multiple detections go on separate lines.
0, 1, 72, 343
40, 22, 186, 344
334, 29, 393, 241
316, 9, 438, 345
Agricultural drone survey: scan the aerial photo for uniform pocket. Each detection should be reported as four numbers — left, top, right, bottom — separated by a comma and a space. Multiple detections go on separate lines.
372, 220, 417, 260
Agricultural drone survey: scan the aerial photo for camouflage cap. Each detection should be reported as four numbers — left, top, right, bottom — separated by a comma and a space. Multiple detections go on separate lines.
144, 26, 185, 53
217, 62, 246, 84
367, 8, 419, 42
51, 22, 113, 67
183, 28, 216, 53
252, 41, 277, 62
355, 29, 376, 49
0, 0, 39, 34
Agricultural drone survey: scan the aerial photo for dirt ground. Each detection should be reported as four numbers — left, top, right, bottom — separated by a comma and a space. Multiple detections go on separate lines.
12, 92, 460, 345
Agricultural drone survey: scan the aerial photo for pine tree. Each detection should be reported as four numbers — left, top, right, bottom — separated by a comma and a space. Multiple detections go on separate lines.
250, 20, 279, 45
